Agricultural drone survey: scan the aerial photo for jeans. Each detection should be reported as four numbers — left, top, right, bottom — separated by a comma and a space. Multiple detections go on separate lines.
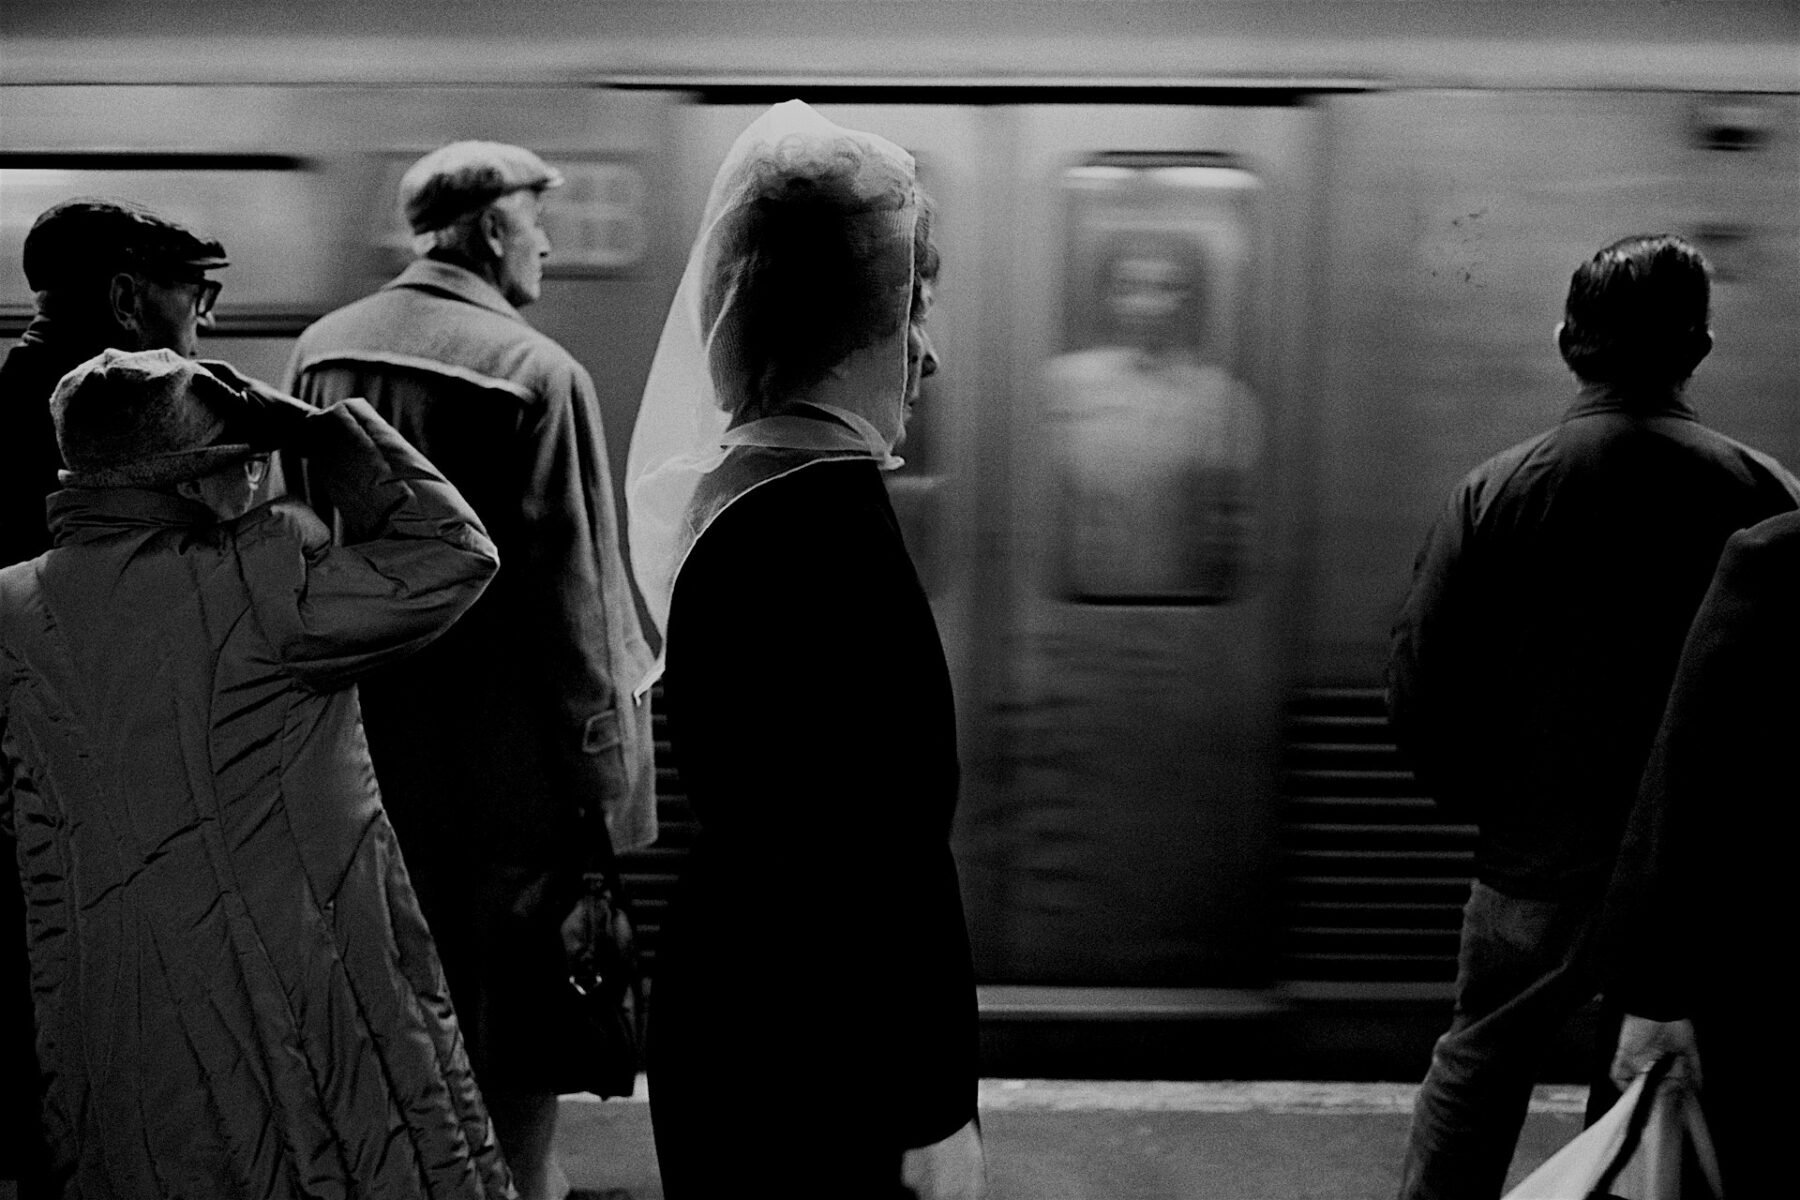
1397, 881, 1605, 1200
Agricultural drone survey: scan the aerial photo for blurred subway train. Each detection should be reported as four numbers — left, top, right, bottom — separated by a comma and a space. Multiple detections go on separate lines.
4, 0, 1796, 1079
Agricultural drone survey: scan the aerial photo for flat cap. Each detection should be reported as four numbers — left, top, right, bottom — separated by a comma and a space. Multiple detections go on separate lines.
399, 140, 564, 234
22, 197, 228, 292
53, 349, 257, 489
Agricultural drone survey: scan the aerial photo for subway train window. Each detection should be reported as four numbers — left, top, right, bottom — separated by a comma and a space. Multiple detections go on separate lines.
366, 154, 649, 276
1047, 155, 1264, 605
0, 157, 335, 324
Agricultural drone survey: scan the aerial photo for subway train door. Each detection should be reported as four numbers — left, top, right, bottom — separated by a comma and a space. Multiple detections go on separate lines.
965, 101, 1318, 985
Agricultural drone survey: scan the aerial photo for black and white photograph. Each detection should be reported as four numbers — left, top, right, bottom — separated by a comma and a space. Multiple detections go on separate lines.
3, 3, 1796, 1197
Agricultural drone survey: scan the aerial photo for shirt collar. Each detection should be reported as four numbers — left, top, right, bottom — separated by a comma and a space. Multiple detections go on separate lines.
384, 258, 526, 325
1563, 381, 1697, 423
47, 486, 216, 545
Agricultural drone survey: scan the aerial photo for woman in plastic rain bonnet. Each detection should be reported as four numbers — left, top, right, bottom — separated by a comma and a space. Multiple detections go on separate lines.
625, 101, 986, 1199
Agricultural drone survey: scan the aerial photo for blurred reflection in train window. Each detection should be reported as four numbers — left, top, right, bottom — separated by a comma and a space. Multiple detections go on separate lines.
1047, 157, 1263, 604
0, 158, 335, 325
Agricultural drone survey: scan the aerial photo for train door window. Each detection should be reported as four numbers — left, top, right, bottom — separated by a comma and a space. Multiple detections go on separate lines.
0, 156, 333, 325
1047, 154, 1264, 605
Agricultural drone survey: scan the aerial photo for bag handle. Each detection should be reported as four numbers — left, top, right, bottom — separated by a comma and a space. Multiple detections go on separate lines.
1590, 1052, 1722, 1199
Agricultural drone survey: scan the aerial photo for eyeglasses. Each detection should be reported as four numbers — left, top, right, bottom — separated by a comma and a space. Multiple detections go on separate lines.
151, 274, 222, 318
188, 278, 223, 318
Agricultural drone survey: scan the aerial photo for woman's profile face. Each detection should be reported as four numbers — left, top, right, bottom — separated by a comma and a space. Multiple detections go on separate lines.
901, 279, 939, 443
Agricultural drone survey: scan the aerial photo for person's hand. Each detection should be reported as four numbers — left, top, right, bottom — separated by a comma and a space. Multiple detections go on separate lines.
195, 358, 316, 446
1611, 1014, 1702, 1092
901, 1117, 987, 1200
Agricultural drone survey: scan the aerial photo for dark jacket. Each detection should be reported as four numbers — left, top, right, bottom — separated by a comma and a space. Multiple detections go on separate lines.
1599, 509, 1800, 1192
651, 458, 977, 1194
0, 319, 126, 1187
1603, 508, 1800, 1015
0, 400, 510, 1197
1389, 385, 1798, 897
0, 320, 112, 569
286, 258, 655, 1092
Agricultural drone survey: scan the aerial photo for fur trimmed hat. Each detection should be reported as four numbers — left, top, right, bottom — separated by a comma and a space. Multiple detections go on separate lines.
53, 349, 260, 489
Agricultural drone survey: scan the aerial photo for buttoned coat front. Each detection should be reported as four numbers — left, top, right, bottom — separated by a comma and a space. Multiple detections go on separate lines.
286, 260, 655, 1092
0, 400, 510, 1197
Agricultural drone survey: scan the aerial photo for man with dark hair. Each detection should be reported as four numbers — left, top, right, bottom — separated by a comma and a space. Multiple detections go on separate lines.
287, 140, 656, 1200
1388, 233, 1799, 1200
0, 198, 228, 569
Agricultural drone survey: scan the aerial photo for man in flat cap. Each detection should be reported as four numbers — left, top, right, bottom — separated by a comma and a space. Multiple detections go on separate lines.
0, 198, 229, 569
288, 141, 656, 1200
0, 349, 509, 1197
0, 196, 232, 1198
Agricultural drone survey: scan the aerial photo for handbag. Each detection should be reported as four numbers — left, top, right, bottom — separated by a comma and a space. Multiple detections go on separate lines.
557, 832, 648, 1099
1503, 1054, 1722, 1200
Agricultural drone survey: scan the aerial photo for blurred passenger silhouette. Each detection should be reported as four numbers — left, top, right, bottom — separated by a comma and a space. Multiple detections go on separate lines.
1047, 230, 1262, 602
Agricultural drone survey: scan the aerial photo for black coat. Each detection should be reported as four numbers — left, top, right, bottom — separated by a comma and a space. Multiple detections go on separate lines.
1389, 386, 1799, 897
1600, 510, 1800, 1190
650, 458, 977, 1195
0, 323, 111, 569
0, 321, 112, 1188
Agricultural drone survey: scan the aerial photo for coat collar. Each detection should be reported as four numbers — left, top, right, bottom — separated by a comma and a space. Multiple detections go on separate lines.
47, 486, 216, 545
1563, 381, 1698, 424
384, 258, 527, 326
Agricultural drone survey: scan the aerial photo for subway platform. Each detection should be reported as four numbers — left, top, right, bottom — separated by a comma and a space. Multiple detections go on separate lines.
555, 1078, 1591, 1199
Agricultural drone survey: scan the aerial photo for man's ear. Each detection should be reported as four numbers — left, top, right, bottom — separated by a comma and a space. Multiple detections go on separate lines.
174, 477, 205, 503
478, 206, 508, 263
109, 272, 142, 334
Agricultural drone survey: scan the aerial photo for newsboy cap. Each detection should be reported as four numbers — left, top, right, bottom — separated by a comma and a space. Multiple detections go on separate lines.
53, 349, 259, 489
22, 197, 228, 292
398, 140, 564, 234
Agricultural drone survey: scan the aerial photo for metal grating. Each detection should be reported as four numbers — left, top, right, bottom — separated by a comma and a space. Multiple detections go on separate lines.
1278, 686, 1474, 984
625, 683, 1479, 987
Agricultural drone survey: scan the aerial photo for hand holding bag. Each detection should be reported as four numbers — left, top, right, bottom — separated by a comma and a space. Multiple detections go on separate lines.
558, 864, 646, 1100
1502, 1054, 1721, 1200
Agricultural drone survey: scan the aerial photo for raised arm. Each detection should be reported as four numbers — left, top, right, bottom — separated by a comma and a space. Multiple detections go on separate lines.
244, 398, 500, 691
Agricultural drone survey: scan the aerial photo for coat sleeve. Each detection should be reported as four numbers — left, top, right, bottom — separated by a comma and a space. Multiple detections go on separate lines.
244, 398, 500, 692
513, 360, 655, 850
0, 682, 50, 1187
1389, 484, 1486, 819
1600, 519, 1796, 1019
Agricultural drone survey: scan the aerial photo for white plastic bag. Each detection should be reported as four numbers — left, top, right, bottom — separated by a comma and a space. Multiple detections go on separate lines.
1503, 1060, 1720, 1200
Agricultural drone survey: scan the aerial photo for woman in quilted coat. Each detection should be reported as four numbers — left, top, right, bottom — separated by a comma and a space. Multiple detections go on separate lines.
0, 348, 513, 1198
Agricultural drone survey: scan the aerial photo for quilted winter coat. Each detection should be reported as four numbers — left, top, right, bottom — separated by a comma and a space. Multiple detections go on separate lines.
0, 398, 513, 1198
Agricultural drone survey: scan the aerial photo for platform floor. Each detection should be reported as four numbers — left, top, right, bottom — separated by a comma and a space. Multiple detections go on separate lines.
554, 1078, 1592, 1199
